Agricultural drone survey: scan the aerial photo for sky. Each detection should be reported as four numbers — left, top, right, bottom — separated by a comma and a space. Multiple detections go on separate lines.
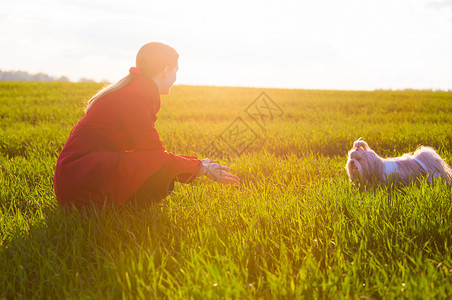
1, 0, 451, 90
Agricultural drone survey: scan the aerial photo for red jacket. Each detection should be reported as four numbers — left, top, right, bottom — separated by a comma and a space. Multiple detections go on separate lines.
54, 68, 201, 210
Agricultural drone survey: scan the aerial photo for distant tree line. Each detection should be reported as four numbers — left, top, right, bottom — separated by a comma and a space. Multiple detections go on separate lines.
0, 70, 96, 82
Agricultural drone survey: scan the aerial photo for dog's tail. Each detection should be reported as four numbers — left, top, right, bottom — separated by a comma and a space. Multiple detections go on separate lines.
414, 146, 452, 183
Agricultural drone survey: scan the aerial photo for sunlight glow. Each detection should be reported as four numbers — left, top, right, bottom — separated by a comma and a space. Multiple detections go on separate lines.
0, 0, 451, 90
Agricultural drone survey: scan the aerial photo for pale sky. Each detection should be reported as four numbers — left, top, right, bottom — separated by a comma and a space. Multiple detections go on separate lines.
1, 0, 451, 90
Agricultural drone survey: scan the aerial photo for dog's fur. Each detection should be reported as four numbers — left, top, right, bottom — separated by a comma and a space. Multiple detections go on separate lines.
345, 138, 452, 186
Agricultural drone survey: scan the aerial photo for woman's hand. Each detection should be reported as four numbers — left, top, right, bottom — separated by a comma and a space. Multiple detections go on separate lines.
198, 159, 240, 184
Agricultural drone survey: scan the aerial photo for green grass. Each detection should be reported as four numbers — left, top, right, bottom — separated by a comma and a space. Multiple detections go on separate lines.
0, 82, 451, 299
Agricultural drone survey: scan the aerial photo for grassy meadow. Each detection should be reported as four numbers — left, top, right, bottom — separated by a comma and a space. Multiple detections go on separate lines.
0, 81, 451, 299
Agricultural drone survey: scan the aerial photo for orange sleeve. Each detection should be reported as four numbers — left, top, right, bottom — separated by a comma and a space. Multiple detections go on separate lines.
165, 152, 202, 183
118, 91, 201, 183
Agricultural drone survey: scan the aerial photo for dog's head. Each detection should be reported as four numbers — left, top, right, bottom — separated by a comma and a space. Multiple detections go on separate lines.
346, 138, 384, 185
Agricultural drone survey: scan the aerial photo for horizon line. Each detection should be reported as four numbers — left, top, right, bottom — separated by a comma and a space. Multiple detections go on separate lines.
1, 69, 451, 92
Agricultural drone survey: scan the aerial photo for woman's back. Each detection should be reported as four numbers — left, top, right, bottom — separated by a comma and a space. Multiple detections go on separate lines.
54, 71, 172, 210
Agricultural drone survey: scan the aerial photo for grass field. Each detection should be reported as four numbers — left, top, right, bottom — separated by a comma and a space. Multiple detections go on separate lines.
0, 82, 451, 299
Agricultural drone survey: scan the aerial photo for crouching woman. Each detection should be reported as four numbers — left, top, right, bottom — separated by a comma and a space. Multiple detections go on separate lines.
54, 42, 239, 211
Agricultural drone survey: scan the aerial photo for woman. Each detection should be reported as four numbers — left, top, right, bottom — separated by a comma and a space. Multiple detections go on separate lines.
54, 42, 240, 211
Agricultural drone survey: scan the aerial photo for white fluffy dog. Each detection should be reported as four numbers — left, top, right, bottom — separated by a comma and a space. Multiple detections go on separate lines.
346, 138, 452, 186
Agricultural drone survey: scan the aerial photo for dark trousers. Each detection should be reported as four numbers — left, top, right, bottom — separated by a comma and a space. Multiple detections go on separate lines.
128, 164, 175, 208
